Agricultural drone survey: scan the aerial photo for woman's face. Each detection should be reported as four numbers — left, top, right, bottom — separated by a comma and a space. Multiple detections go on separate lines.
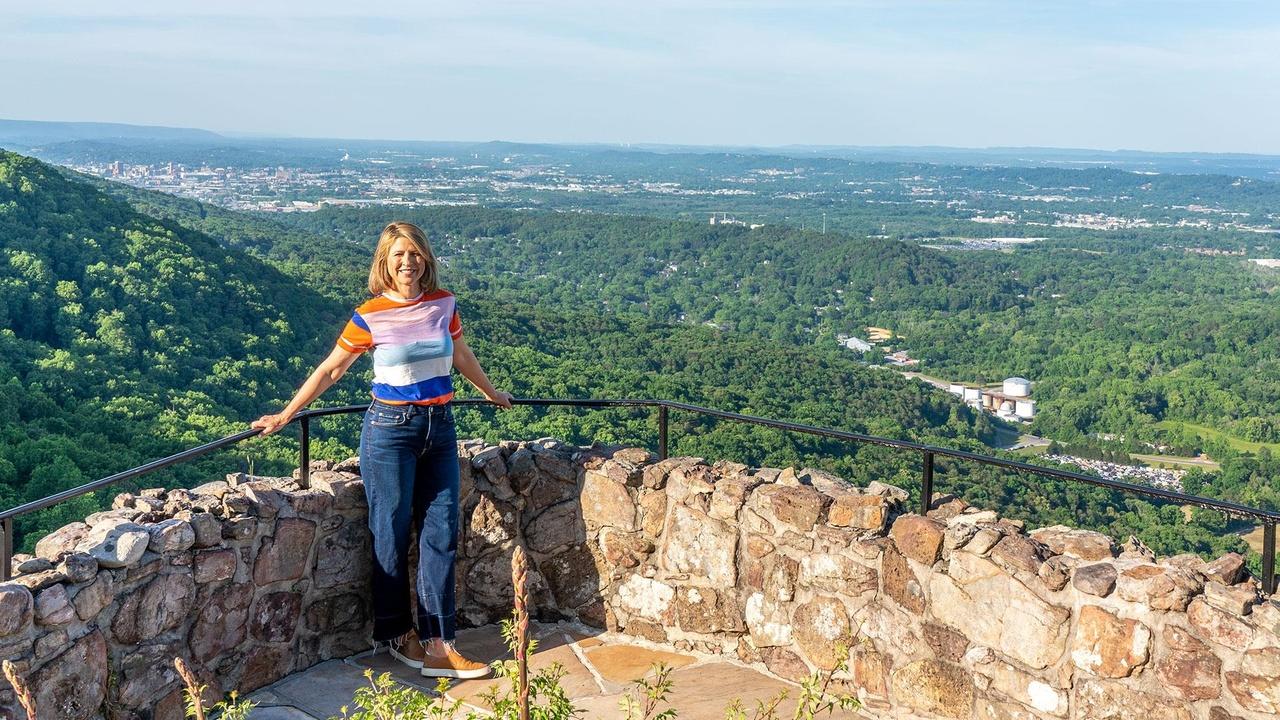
386, 237, 426, 295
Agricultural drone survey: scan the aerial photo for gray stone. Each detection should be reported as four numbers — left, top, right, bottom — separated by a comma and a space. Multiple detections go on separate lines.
0, 582, 33, 636
34, 522, 90, 561
33, 583, 76, 626
76, 521, 150, 568
1073, 562, 1118, 597
57, 553, 98, 584
31, 629, 108, 720
148, 518, 196, 554
525, 501, 584, 554
254, 517, 316, 586
251, 591, 303, 643
71, 571, 114, 621
112, 573, 197, 644
189, 583, 252, 661
15, 557, 53, 574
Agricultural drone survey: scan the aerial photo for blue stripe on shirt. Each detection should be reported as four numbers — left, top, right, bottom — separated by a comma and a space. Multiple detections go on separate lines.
371, 375, 454, 403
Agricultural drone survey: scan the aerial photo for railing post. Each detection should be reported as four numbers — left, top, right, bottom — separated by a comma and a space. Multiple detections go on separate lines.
658, 405, 669, 461
299, 415, 311, 490
1264, 522, 1276, 596
1, 517, 12, 582
920, 451, 934, 516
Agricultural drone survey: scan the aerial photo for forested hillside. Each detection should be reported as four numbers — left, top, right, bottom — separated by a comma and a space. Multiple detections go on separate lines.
0, 151, 1007, 552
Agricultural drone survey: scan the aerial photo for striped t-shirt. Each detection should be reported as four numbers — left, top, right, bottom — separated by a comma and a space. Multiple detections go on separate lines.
337, 290, 463, 405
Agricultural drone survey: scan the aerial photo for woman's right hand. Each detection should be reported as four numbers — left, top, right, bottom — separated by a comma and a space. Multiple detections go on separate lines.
251, 412, 294, 436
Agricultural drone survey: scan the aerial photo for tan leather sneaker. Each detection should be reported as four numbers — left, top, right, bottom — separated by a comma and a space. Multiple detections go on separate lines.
388, 629, 427, 669
420, 642, 492, 679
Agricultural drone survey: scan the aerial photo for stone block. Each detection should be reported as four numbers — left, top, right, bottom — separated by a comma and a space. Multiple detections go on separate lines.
1204, 553, 1247, 585
524, 501, 583, 554
660, 504, 736, 586
923, 622, 970, 662
35, 522, 90, 561
33, 584, 75, 627
1188, 597, 1254, 649
891, 659, 974, 719
890, 515, 945, 566
1115, 563, 1203, 612
253, 517, 316, 586
751, 484, 827, 534
112, 573, 196, 644
972, 657, 1068, 717
932, 550, 1069, 669
1157, 625, 1221, 701
539, 545, 601, 610
188, 583, 252, 662
71, 571, 114, 621
313, 520, 369, 589
828, 493, 890, 532
1202, 580, 1257, 617
57, 552, 98, 584
75, 521, 150, 568
1031, 525, 1116, 561
882, 542, 926, 614
30, 629, 107, 720
1073, 679, 1192, 720
1073, 562, 1118, 597
1070, 605, 1151, 678
581, 470, 636, 532
792, 596, 853, 670
251, 591, 303, 643
745, 591, 792, 647
148, 518, 196, 554
798, 552, 877, 597
0, 583, 33, 637
675, 586, 744, 634
1225, 670, 1280, 715
193, 548, 237, 584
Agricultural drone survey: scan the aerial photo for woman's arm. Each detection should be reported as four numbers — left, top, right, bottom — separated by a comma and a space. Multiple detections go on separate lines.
453, 336, 513, 408
252, 345, 363, 435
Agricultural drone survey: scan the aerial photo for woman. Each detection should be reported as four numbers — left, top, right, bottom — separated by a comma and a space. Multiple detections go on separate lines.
253, 221, 511, 679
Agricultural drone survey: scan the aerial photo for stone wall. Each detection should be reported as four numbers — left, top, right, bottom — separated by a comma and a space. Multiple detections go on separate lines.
3, 439, 1279, 719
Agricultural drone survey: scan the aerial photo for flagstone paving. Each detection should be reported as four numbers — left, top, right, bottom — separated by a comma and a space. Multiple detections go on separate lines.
244, 621, 871, 719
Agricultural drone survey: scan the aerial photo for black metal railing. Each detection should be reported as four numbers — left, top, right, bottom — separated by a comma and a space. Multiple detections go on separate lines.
3, 397, 1277, 593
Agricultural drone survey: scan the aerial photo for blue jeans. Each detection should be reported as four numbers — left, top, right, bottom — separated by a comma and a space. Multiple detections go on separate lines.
360, 399, 459, 642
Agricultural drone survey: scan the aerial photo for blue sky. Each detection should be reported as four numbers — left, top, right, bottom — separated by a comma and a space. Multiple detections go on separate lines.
2, 1, 1278, 153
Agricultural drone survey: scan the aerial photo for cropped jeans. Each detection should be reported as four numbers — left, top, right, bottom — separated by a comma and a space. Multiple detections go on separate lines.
360, 399, 459, 643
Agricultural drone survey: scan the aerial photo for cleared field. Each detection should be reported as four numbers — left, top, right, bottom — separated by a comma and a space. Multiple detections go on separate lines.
1131, 453, 1221, 471
1155, 421, 1280, 454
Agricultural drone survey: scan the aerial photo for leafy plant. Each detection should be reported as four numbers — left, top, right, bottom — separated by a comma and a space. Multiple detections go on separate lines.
619, 662, 677, 720
331, 670, 459, 720
173, 657, 256, 720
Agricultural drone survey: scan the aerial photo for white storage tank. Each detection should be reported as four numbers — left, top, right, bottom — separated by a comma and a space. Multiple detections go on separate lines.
963, 387, 983, 403
1003, 377, 1032, 397
948, 384, 965, 396
1015, 399, 1036, 420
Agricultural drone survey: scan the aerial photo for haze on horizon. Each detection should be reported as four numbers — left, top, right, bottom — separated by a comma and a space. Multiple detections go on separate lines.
3, 1, 1279, 155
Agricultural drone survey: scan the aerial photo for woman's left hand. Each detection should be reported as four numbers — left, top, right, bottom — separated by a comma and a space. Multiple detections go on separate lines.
488, 391, 514, 409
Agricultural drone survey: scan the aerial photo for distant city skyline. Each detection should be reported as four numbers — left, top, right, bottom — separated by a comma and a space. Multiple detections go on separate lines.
3, 1, 1279, 154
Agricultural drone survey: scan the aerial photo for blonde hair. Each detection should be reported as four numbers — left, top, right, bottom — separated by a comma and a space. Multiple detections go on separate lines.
368, 221, 439, 296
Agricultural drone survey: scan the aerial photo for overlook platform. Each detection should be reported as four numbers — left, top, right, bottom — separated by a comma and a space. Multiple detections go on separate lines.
245, 621, 866, 719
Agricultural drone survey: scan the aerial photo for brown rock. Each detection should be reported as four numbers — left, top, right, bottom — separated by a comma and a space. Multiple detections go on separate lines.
33, 584, 75, 626
1225, 671, 1280, 714
1070, 605, 1151, 678
188, 583, 252, 661
923, 622, 969, 662
1031, 525, 1116, 561
1074, 679, 1192, 720
1208, 708, 1244, 720
1157, 625, 1221, 701
307, 470, 366, 510
193, 548, 237, 584
600, 528, 654, 570
660, 504, 736, 586
799, 552, 877, 596
793, 596, 853, 670
580, 470, 636, 532
112, 573, 196, 644
304, 591, 368, 633
850, 643, 892, 698
1187, 597, 1254, 648
883, 543, 926, 614
891, 659, 974, 719
238, 644, 292, 691
253, 517, 316, 586
760, 646, 810, 682
890, 515, 945, 565
744, 592, 792, 647
674, 586, 744, 633
0, 583, 33, 636
464, 548, 516, 604
638, 488, 667, 538
1204, 553, 1247, 585
989, 534, 1046, 576
1039, 557, 1071, 591
828, 493, 889, 532
752, 484, 827, 533
30, 629, 107, 720
1073, 562, 1118, 597
1202, 580, 1257, 617
525, 501, 583, 554
251, 591, 303, 643
709, 474, 757, 521
1115, 563, 1203, 612
115, 640, 185, 709
967, 527, 1003, 555
313, 520, 369, 589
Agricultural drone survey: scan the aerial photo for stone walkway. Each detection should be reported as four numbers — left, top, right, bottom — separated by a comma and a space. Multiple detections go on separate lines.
244, 622, 871, 719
